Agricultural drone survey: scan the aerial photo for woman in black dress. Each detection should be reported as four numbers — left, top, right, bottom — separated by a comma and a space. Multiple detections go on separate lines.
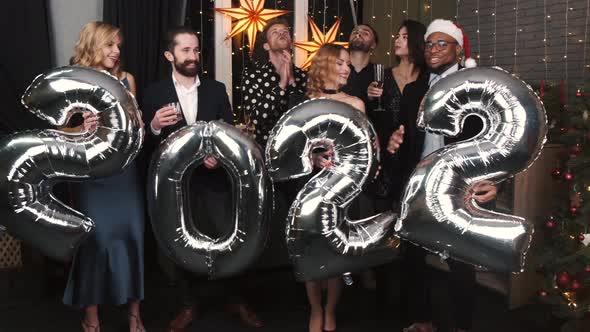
367, 20, 427, 203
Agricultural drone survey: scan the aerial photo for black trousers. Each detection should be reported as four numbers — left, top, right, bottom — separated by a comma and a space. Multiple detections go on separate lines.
349, 190, 402, 312
402, 243, 476, 330
177, 176, 245, 308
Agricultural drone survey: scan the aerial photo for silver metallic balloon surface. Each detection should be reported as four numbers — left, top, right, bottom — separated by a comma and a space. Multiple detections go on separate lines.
0, 66, 144, 261
396, 67, 547, 273
266, 99, 398, 281
148, 121, 270, 279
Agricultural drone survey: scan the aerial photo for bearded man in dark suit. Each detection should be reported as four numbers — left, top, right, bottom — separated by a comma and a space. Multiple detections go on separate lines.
143, 27, 263, 332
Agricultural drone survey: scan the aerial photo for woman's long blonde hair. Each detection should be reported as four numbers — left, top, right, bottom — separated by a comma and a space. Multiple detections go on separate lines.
306, 43, 347, 98
70, 21, 123, 77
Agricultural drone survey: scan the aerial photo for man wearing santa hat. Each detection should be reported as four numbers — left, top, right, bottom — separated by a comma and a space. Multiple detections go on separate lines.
387, 19, 496, 332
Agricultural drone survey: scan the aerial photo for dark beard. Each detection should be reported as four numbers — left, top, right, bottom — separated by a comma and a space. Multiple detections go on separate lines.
174, 60, 199, 77
349, 40, 371, 52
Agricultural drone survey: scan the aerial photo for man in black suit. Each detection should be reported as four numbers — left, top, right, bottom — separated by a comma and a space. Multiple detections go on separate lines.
386, 20, 496, 332
143, 27, 263, 332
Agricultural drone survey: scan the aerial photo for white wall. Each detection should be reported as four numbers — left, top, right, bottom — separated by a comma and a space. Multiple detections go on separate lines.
49, 0, 103, 66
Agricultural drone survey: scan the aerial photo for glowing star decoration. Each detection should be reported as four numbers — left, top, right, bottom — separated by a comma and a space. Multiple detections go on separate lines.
215, 0, 290, 56
294, 17, 348, 70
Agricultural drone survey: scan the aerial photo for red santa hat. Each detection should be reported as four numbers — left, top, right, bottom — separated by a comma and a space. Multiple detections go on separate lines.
424, 19, 477, 68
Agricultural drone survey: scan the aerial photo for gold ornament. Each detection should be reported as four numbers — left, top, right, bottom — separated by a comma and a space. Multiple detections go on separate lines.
561, 291, 578, 309
215, 0, 290, 56
294, 16, 348, 70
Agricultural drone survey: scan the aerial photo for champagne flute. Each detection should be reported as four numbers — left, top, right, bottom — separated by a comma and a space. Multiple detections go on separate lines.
373, 63, 385, 111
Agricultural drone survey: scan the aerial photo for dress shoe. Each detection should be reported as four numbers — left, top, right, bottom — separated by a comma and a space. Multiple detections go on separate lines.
165, 307, 196, 332
227, 303, 264, 328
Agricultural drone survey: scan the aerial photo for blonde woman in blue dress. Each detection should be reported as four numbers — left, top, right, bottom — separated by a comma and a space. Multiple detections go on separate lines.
64, 21, 145, 332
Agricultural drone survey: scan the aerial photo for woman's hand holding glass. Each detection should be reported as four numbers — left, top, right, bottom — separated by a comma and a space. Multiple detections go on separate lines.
367, 81, 384, 98
82, 111, 98, 132
312, 149, 333, 168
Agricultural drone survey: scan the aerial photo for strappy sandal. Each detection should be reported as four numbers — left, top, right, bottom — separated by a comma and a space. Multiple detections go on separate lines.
81, 319, 100, 332
128, 313, 146, 332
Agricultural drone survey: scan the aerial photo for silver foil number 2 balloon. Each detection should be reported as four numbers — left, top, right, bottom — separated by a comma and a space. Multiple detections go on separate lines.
147, 121, 270, 279
0, 66, 144, 261
266, 99, 398, 282
396, 67, 547, 273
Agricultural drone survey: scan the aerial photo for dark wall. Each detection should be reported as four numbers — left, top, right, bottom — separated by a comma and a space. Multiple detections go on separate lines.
0, 0, 53, 134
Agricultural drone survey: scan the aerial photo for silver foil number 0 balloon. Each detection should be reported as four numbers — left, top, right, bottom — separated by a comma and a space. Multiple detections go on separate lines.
266, 99, 398, 282
396, 67, 547, 273
147, 121, 270, 279
0, 66, 144, 261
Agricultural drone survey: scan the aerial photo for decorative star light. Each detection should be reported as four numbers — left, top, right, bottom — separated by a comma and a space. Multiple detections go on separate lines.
215, 0, 290, 56
294, 16, 348, 70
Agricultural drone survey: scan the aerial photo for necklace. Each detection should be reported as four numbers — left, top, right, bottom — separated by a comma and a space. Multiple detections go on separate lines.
321, 88, 340, 94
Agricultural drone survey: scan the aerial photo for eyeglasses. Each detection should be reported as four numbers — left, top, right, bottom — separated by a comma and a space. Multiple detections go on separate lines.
425, 40, 458, 51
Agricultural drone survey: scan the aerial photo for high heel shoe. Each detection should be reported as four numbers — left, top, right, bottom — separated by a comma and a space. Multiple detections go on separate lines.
81, 319, 100, 332
129, 313, 146, 332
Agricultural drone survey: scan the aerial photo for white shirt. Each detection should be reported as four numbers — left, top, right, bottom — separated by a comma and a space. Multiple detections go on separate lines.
420, 63, 460, 158
151, 73, 201, 135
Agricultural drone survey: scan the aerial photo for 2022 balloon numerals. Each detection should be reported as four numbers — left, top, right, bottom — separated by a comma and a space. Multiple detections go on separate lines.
0, 67, 143, 261
396, 67, 547, 273
266, 99, 398, 281
147, 121, 270, 279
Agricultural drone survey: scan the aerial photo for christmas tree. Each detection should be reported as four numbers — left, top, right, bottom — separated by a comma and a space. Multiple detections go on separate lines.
534, 80, 590, 327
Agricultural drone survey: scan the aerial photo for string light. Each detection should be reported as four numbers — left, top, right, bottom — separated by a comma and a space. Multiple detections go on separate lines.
543, 0, 548, 81
371, 0, 375, 21
404, 0, 409, 19
337, 0, 341, 40
387, 1, 394, 65
200, 0, 205, 75
456, 0, 460, 20
323, 0, 327, 33
476, 0, 480, 60
565, 0, 569, 95
492, 0, 497, 66
584, 0, 590, 81
513, 0, 519, 74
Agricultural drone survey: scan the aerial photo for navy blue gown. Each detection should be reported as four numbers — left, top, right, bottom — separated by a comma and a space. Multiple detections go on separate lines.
63, 76, 144, 307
